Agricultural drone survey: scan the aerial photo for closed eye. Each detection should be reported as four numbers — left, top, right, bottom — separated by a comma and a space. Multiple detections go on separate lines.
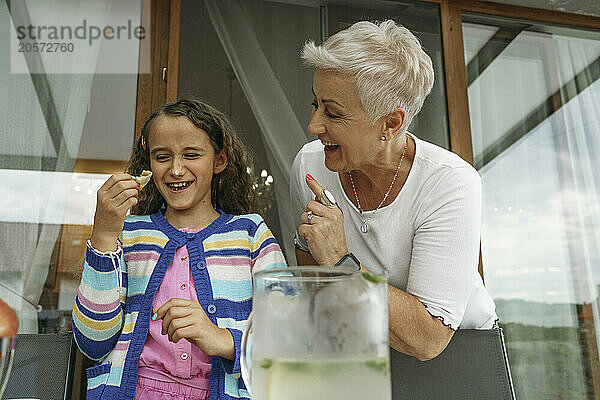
154, 154, 170, 161
184, 153, 200, 159
311, 101, 341, 119
325, 109, 340, 119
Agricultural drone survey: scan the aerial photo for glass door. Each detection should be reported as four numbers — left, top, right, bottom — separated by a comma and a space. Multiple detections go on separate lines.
0, 0, 144, 335
463, 12, 600, 399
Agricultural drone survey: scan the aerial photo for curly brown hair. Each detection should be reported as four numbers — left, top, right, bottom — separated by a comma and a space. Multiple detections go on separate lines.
126, 99, 257, 216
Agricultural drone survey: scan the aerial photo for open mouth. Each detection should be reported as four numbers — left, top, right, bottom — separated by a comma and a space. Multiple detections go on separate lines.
321, 140, 340, 151
166, 181, 193, 192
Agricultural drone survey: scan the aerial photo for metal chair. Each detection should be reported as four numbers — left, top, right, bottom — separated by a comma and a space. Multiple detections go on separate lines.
391, 327, 516, 400
3, 332, 76, 400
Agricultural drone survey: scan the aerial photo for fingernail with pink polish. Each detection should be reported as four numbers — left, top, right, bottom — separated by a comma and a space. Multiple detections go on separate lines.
306, 174, 314, 181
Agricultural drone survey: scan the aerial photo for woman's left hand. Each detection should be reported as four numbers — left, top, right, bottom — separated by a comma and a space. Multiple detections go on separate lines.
298, 176, 349, 266
154, 298, 234, 359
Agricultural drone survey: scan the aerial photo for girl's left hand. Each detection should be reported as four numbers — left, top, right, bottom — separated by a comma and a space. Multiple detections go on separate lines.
153, 299, 234, 359
298, 176, 349, 266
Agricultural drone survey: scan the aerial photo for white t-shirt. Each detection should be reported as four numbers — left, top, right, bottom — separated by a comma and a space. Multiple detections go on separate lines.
290, 133, 497, 330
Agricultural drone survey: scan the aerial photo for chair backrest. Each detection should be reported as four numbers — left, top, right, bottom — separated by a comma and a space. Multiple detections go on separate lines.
390, 327, 515, 400
3, 332, 76, 400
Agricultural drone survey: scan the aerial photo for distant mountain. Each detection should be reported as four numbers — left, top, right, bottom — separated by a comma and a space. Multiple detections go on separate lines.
494, 298, 578, 328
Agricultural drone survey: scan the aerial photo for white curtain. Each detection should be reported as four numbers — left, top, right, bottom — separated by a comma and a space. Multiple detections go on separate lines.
555, 39, 600, 356
204, 0, 310, 259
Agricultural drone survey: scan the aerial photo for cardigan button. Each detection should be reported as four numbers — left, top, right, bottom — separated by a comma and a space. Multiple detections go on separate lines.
186, 233, 195, 240
207, 304, 216, 314
197, 262, 206, 270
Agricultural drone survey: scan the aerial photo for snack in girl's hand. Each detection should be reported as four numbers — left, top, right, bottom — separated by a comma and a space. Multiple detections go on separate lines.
134, 170, 152, 189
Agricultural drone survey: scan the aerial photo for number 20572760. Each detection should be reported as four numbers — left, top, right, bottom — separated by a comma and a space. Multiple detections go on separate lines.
18, 42, 74, 53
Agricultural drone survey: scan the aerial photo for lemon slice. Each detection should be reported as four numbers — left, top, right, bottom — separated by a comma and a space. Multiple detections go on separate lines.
135, 170, 152, 189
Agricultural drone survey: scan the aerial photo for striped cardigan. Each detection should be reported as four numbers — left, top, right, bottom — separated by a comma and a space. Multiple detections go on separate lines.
72, 210, 287, 400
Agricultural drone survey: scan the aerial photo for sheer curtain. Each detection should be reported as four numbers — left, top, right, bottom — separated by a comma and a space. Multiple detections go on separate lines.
204, 0, 311, 258
0, 0, 108, 332
556, 39, 600, 363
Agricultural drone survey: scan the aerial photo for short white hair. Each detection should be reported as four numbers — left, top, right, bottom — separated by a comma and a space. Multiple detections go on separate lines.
302, 20, 434, 130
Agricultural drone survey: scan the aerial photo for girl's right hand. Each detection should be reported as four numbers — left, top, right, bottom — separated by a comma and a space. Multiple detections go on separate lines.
90, 174, 139, 252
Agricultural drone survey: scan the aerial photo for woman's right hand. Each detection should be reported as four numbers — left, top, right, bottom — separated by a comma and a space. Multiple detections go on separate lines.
298, 176, 349, 266
90, 174, 139, 252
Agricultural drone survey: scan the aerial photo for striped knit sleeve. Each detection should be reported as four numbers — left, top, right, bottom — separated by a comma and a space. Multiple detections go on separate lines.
72, 245, 127, 360
250, 218, 287, 273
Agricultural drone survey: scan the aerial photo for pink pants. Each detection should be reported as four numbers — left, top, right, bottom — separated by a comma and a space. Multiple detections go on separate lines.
134, 376, 209, 400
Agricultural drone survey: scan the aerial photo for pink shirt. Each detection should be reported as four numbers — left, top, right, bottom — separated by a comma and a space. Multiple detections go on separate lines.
137, 228, 212, 389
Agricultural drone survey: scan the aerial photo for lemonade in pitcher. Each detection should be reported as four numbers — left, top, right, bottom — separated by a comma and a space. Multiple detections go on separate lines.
252, 357, 391, 400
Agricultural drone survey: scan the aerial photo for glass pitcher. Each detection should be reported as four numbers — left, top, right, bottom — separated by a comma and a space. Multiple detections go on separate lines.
241, 267, 391, 400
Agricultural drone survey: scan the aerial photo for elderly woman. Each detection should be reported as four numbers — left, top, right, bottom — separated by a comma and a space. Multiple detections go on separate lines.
291, 20, 497, 361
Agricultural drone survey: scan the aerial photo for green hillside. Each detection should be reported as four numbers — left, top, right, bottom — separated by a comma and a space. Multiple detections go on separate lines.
501, 322, 589, 399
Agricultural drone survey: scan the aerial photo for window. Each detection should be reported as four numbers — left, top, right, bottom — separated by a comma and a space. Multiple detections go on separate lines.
463, 13, 600, 399
0, 0, 142, 335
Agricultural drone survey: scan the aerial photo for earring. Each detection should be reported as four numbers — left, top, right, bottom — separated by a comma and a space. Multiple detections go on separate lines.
380, 136, 387, 142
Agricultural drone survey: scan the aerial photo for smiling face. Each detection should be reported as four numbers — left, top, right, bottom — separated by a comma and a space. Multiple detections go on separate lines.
148, 116, 227, 222
309, 69, 383, 173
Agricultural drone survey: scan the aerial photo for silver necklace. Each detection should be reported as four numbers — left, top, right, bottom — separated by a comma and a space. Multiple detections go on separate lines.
349, 138, 407, 234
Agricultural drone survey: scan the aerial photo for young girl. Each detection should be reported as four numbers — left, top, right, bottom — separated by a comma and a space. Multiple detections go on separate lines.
73, 99, 286, 400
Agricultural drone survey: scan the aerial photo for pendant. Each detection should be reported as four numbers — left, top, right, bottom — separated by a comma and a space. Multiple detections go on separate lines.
360, 221, 370, 234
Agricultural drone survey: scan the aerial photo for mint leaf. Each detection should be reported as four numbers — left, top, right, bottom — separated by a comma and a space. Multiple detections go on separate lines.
366, 358, 390, 373
362, 272, 387, 284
